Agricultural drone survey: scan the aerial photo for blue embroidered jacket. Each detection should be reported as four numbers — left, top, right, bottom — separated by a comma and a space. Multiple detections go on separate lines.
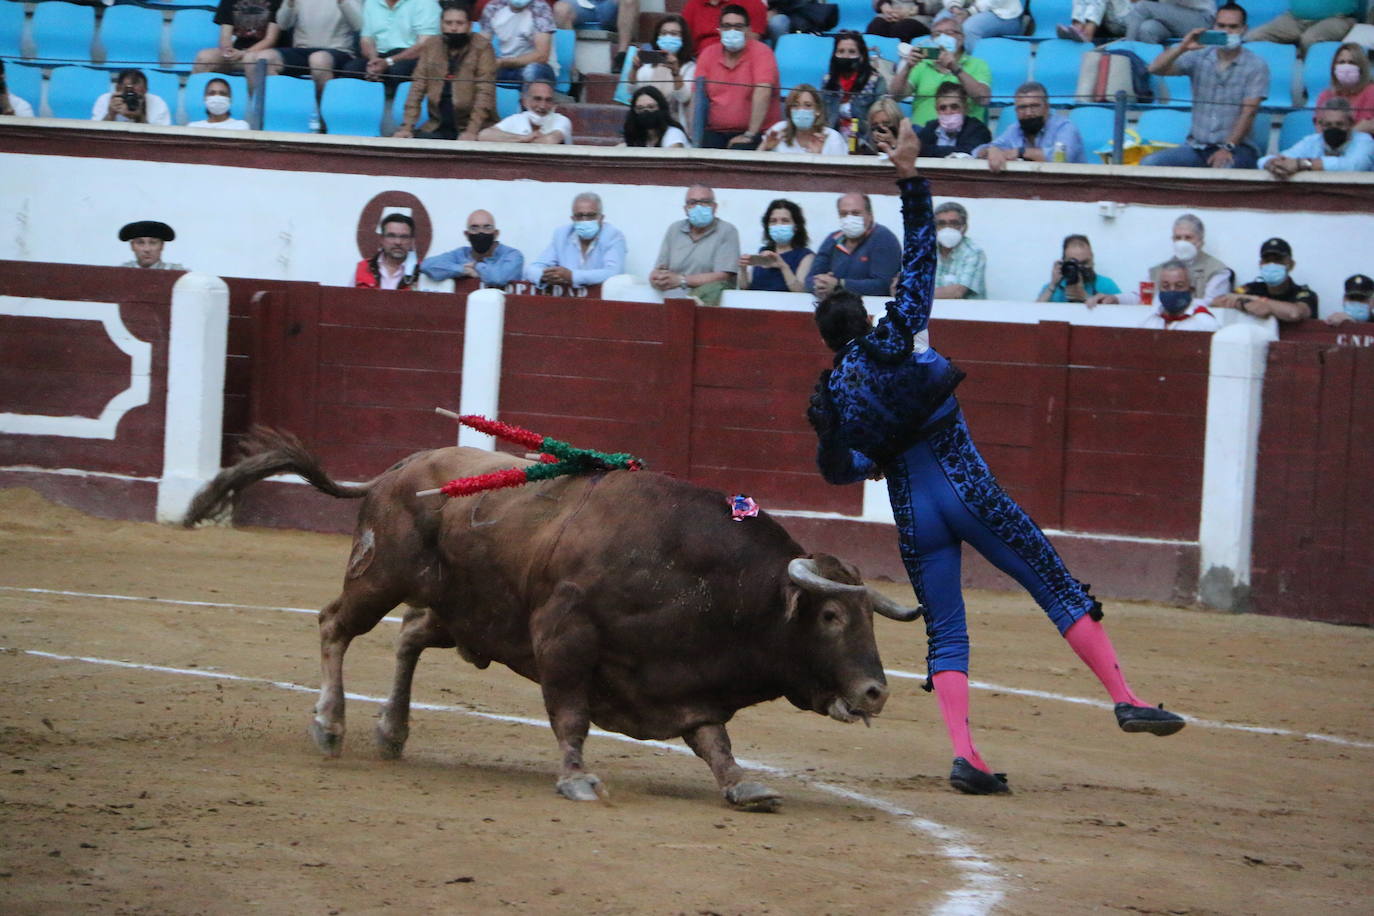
812, 176, 965, 484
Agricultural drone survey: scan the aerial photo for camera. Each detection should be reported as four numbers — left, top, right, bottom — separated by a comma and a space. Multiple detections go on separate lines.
1061, 258, 1082, 285
121, 88, 142, 111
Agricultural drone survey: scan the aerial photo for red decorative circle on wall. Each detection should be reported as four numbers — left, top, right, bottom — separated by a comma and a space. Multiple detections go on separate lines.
356, 191, 433, 261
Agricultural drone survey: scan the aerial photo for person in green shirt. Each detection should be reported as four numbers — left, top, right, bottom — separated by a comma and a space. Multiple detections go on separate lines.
888, 17, 991, 127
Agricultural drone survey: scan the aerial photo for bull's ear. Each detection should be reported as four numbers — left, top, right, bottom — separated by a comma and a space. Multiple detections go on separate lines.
782, 583, 803, 623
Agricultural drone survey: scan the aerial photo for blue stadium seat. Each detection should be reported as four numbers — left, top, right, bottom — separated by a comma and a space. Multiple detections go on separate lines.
774, 33, 831, 92
1277, 107, 1313, 152
1302, 41, 1338, 105
1069, 104, 1115, 154
554, 28, 574, 95
1159, 72, 1192, 108
1136, 107, 1190, 144
260, 74, 318, 132
1245, 40, 1295, 108
496, 84, 520, 119
97, 5, 167, 68
995, 104, 1016, 136
1, 1, 26, 60
168, 8, 219, 73
4, 62, 44, 113
1242, 0, 1288, 30
320, 77, 385, 136
862, 34, 900, 67
1013, 0, 1073, 40
1033, 39, 1089, 104
45, 65, 113, 118
977, 37, 1033, 104
183, 70, 248, 123
834, 0, 872, 33
142, 68, 180, 113
1249, 109, 1271, 153
31, 1, 98, 64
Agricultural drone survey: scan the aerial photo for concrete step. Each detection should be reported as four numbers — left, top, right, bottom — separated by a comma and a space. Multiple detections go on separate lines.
564, 101, 628, 140
581, 72, 619, 105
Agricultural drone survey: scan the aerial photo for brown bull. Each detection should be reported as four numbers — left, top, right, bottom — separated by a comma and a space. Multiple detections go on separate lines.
186, 430, 920, 810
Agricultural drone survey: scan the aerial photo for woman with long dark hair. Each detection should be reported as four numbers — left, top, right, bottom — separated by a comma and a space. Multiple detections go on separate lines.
621, 86, 691, 148
822, 32, 885, 151
629, 14, 697, 127
737, 199, 815, 292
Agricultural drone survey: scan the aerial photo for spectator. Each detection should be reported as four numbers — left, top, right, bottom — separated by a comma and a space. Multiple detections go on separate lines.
1323, 273, 1374, 325
822, 31, 886, 149
1126, 0, 1216, 42
119, 221, 183, 270
866, 0, 931, 42
915, 82, 991, 157
933, 0, 1026, 50
344, 0, 441, 84
650, 184, 741, 306
1056, 0, 1130, 41
573, 0, 640, 57
421, 210, 526, 287
737, 198, 815, 292
1037, 235, 1121, 302
1245, 0, 1359, 53
695, 4, 782, 149
354, 213, 419, 289
481, 0, 560, 87
863, 96, 906, 155
1088, 213, 1234, 306
890, 18, 991, 128
1140, 260, 1220, 330
92, 70, 172, 126
974, 80, 1086, 169
1212, 237, 1317, 320
766, 0, 842, 42
187, 78, 251, 129
478, 79, 573, 142
1261, 98, 1374, 176
933, 201, 986, 298
0, 61, 34, 118
629, 14, 696, 126
254, 0, 364, 93
807, 192, 902, 297
1315, 42, 1374, 135
1143, 6, 1268, 169
621, 86, 691, 147
761, 84, 848, 154
394, 4, 496, 140
524, 192, 628, 290
194, 0, 283, 87
683, 0, 767, 50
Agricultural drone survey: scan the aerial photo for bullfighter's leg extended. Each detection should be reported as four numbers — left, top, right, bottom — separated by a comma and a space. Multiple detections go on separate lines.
683, 723, 782, 812
375, 606, 457, 759
530, 581, 605, 801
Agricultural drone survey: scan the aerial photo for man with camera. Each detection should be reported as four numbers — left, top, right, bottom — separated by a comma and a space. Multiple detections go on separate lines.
91, 70, 172, 126
1036, 235, 1121, 302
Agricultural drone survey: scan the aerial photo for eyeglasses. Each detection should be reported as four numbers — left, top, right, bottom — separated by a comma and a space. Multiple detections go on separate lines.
467, 224, 496, 232
934, 218, 964, 229
633, 105, 660, 113
685, 198, 715, 207
935, 101, 962, 112
572, 212, 600, 220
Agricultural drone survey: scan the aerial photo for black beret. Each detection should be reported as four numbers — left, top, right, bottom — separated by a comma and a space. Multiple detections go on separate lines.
119, 220, 175, 242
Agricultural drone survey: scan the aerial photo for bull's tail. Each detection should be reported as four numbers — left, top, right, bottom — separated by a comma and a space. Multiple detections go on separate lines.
183, 426, 372, 527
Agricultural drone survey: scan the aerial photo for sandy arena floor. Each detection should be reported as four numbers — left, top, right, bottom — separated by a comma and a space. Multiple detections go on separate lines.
0, 487, 1370, 915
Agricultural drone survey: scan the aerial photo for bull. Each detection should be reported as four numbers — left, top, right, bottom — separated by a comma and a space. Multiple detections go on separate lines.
186, 430, 920, 810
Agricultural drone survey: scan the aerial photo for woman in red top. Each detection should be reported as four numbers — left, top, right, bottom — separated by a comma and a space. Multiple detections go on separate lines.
1316, 42, 1374, 136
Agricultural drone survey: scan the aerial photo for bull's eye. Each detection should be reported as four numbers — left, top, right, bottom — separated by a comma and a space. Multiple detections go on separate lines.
821, 608, 841, 625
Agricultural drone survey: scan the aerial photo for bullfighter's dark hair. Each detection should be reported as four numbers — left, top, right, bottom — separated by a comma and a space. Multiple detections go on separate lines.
814, 290, 870, 352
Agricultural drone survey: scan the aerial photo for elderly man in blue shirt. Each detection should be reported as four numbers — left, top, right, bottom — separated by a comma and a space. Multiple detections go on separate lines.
421, 209, 525, 288
973, 81, 1086, 171
1260, 97, 1374, 178
524, 191, 628, 291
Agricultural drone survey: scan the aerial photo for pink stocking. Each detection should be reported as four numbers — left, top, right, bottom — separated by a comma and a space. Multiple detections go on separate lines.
1063, 615, 1146, 706
931, 670, 990, 773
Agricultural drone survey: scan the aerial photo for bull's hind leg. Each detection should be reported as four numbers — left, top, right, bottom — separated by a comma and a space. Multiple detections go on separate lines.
684, 723, 782, 812
311, 582, 402, 757
375, 606, 455, 759
529, 582, 604, 802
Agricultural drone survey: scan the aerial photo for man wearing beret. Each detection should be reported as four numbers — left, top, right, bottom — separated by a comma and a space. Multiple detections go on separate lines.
119, 221, 184, 271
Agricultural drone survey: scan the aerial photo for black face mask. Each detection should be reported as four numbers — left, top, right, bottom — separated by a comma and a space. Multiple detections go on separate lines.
1322, 127, 1349, 149
634, 109, 664, 130
1018, 115, 1045, 137
443, 33, 470, 50
831, 56, 857, 74
467, 232, 495, 254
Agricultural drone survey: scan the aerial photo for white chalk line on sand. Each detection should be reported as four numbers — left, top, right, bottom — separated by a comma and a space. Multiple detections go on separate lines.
4, 646, 1004, 916
4, 584, 1371, 752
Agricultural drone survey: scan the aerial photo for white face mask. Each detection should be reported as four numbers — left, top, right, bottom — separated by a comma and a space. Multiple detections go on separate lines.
1172, 239, 1198, 261
205, 95, 231, 116
527, 109, 554, 129
937, 227, 963, 249
839, 214, 867, 238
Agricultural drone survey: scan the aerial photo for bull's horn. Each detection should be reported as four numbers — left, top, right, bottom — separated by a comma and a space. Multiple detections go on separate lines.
787, 557, 866, 596
868, 589, 923, 622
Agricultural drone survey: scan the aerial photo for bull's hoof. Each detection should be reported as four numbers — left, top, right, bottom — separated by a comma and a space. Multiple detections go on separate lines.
555, 773, 605, 802
724, 781, 782, 812
309, 718, 344, 758
373, 722, 408, 760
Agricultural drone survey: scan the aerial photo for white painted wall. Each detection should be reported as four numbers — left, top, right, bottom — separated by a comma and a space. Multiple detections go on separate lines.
3, 150, 1372, 314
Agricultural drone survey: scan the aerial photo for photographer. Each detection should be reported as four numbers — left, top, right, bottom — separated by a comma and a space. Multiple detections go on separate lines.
91, 70, 172, 126
1036, 235, 1120, 303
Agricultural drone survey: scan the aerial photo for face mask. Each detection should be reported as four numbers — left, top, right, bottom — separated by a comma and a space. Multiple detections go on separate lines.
831, 56, 857, 74
767, 224, 795, 245
790, 108, 817, 130
687, 204, 714, 228
839, 214, 866, 239
1172, 239, 1198, 261
720, 29, 746, 52
573, 220, 600, 240
467, 232, 495, 254
634, 109, 663, 129
656, 33, 683, 53
937, 112, 964, 132
1221, 31, 1241, 49
932, 34, 958, 55
527, 109, 554, 129
1259, 262, 1288, 286
204, 95, 231, 116
1334, 63, 1361, 87
936, 227, 963, 249
1342, 299, 1371, 322
1322, 127, 1349, 149
509, 0, 532, 9
444, 33, 470, 50
1018, 115, 1045, 137
1158, 290, 1191, 315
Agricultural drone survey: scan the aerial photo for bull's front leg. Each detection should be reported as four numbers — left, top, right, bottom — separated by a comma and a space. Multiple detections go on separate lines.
683, 723, 781, 812
375, 606, 455, 759
530, 582, 604, 802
